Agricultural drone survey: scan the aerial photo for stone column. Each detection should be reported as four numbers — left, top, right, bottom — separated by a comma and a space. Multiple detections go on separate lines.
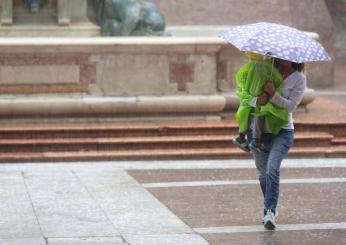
71, 0, 89, 23
58, 0, 71, 26
1, 0, 12, 25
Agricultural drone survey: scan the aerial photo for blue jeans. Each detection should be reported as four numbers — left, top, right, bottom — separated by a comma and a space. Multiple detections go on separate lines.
248, 128, 294, 214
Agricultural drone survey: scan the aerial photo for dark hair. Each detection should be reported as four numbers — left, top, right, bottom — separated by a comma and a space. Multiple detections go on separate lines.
291, 62, 305, 72
273, 59, 305, 72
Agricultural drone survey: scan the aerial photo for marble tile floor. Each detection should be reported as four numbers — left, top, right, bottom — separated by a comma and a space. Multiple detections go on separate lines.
0, 159, 345, 244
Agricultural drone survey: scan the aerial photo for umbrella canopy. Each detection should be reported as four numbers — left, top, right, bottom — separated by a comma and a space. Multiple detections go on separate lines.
219, 22, 331, 63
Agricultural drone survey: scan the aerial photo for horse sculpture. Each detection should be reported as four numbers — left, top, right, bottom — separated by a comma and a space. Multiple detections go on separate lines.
92, 0, 168, 36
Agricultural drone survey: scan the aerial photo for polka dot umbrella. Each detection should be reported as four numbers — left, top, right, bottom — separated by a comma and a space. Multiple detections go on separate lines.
219, 22, 331, 63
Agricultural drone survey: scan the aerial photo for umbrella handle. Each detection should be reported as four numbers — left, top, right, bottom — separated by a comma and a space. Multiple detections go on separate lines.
269, 57, 275, 81
264, 52, 275, 81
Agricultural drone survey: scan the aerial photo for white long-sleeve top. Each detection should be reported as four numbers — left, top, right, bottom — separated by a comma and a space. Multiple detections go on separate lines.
250, 71, 307, 130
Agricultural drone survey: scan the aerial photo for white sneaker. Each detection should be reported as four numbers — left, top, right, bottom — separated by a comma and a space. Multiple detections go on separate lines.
262, 210, 278, 224
263, 210, 276, 230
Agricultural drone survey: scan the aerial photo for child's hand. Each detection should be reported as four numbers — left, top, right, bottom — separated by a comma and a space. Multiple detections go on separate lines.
256, 93, 269, 105
264, 80, 275, 97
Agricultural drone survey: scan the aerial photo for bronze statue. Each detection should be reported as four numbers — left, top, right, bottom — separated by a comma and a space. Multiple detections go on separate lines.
25, 0, 45, 13
92, 0, 168, 36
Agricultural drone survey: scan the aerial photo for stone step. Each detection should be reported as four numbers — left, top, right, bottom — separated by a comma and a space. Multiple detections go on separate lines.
0, 135, 233, 152
1, 146, 346, 163
14, 17, 57, 25
14, 7, 56, 15
0, 120, 237, 131
0, 120, 343, 162
288, 145, 346, 158
13, 8, 57, 25
293, 131, 334, 147
0, 121, 338, 140
295, 122, 346, 137
0, 148, 245, 162
0, 131, 333, 152
0, 121, 237, 138
331, 137, 346, 145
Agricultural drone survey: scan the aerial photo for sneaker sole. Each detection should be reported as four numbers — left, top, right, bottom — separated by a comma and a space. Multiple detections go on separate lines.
232, 139, 251, 153
264, 220, 276, 230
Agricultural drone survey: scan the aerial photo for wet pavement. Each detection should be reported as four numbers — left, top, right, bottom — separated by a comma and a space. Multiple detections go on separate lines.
0, 159, 345, 245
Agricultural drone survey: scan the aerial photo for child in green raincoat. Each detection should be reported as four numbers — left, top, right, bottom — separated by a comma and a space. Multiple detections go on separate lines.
233, 51, 288, 153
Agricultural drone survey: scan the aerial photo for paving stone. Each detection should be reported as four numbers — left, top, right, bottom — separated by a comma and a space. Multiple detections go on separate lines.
202, 229, 346, 245
125, 234, 209, 245
47, 237, 126, 245
23, 171, 119, 238
0, 159, 345, 244
128, 167, 346, 183
1, 159, 346, 172
147, 182, 346, 228
0, 172, 42, 239
0, 238, 46, 245
76, 170, 195, 235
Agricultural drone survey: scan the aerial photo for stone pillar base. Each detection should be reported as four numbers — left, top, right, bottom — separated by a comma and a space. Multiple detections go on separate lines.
0, 23, 100, 37
0, 91, 315, 117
